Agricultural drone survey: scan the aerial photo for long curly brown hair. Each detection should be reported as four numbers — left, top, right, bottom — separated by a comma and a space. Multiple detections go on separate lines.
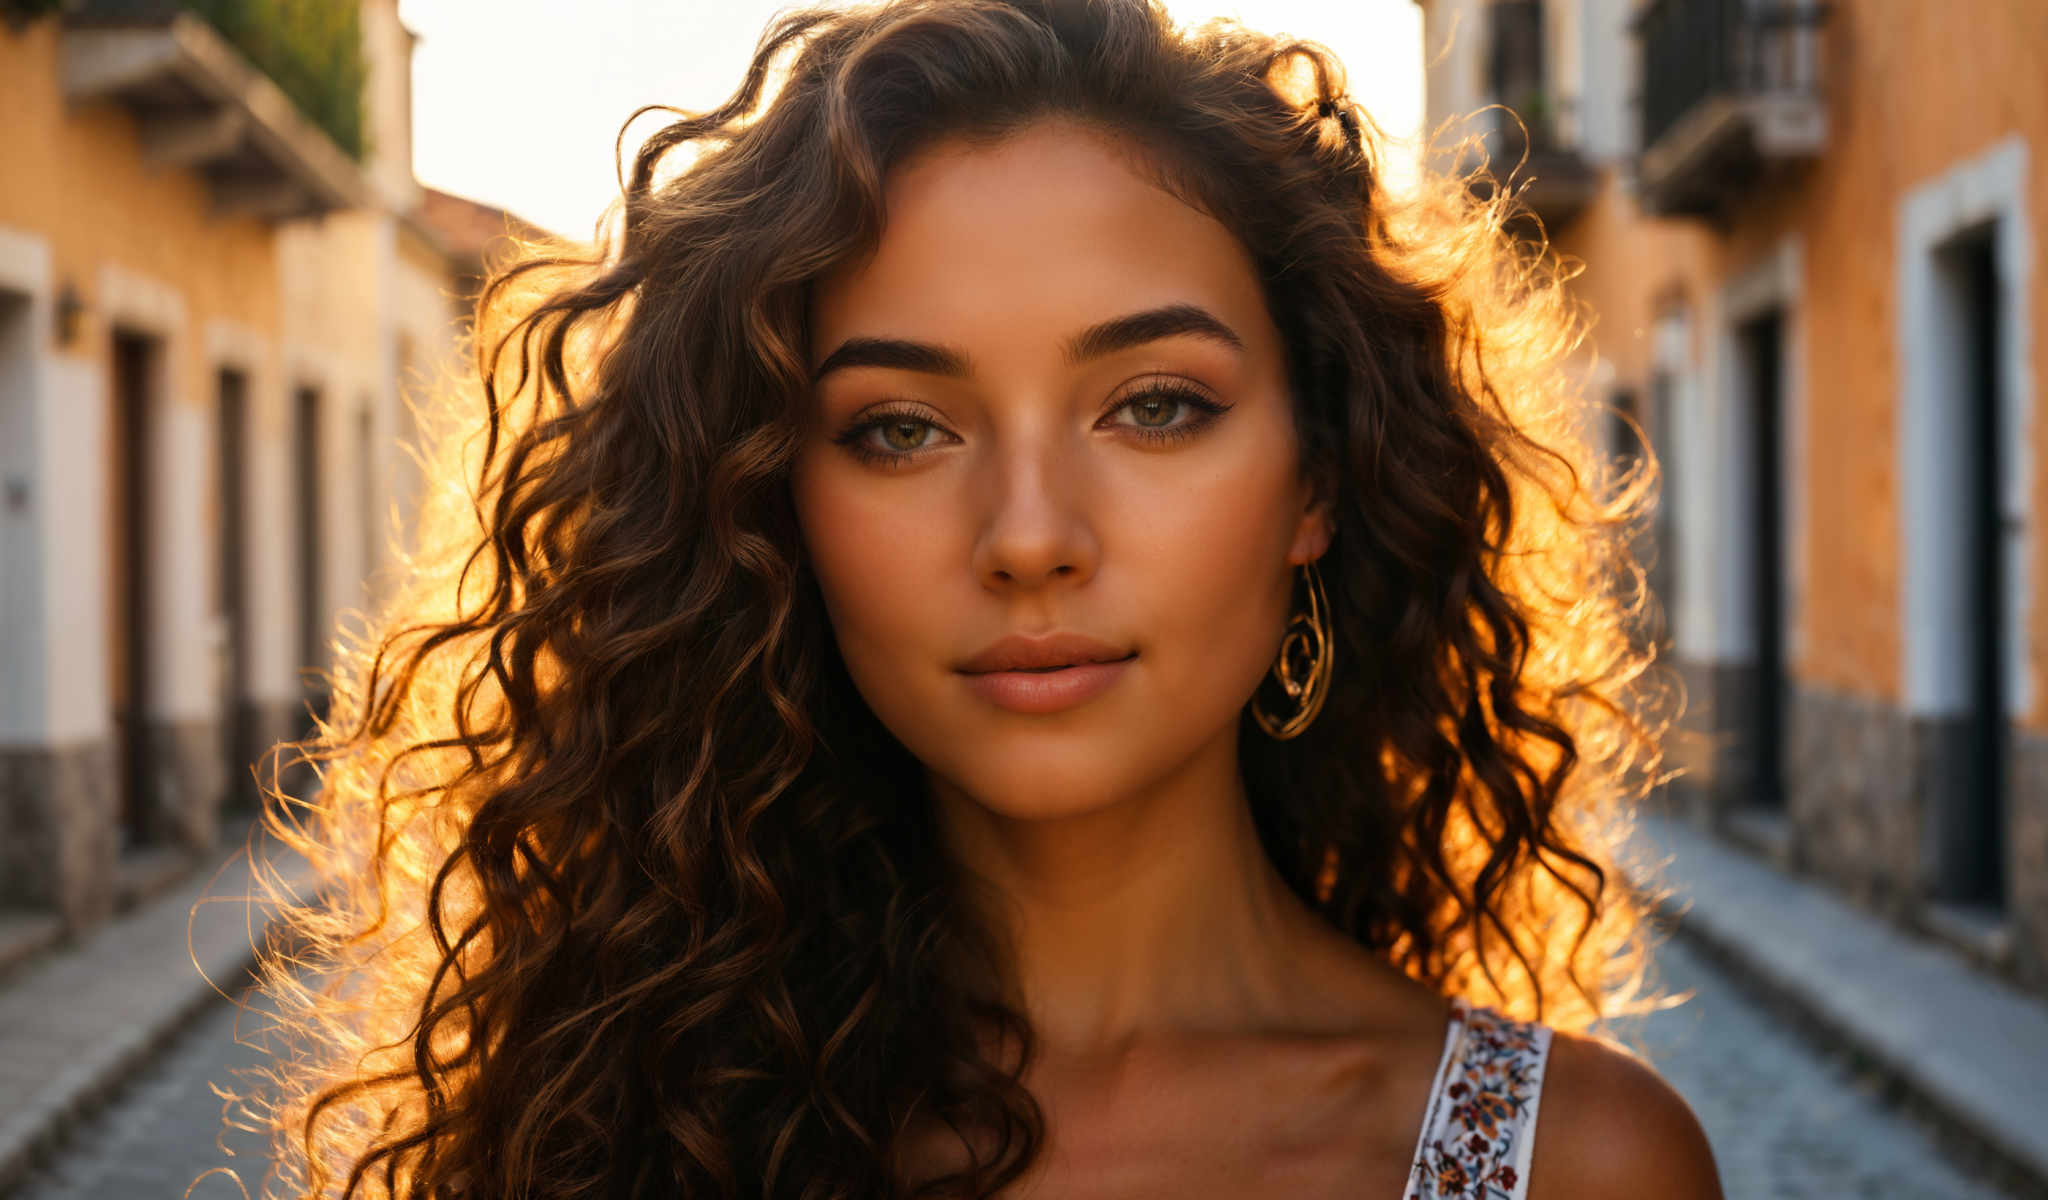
237, 1, 1682, 1196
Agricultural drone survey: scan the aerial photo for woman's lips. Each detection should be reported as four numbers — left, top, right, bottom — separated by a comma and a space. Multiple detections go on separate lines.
957, 653, 1137, 714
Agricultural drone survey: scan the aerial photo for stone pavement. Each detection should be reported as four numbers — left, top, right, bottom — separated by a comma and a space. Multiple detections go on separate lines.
1628, 935, 2021, 1198
9, 877, 2032, 1200
2, 809, 2045, 1198
1628, 811, 2048, 1197
0, 822, 310, 1195
9, 985, 278, 1200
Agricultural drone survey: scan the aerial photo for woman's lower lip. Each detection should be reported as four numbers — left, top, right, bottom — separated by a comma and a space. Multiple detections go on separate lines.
958, 655, 1136, 714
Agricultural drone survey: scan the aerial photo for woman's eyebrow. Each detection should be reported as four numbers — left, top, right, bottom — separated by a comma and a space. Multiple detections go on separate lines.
1063, 302, 1245, 362
812, 337, 972, 382
810, 302, 1246, 383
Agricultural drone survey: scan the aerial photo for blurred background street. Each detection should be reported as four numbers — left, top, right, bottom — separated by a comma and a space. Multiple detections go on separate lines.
3, 0, 2046, 1196
3, 924, 2027, 1200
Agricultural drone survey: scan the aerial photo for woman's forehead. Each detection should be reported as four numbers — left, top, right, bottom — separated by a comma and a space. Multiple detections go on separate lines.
808, 120, 1276, 369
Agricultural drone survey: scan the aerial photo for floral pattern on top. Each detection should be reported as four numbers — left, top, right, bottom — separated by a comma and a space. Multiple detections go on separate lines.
1404, 996, 1553, 1200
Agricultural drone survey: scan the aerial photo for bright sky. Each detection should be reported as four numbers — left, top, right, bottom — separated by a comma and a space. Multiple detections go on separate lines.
399, 0, 1423, 239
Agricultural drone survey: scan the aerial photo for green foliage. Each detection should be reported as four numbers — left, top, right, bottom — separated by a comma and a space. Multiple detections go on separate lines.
185, 0, 367, 159
2, 0, 72, 24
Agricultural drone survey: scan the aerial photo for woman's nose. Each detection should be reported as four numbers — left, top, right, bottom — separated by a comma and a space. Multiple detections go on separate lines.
969, 445, 1101, 592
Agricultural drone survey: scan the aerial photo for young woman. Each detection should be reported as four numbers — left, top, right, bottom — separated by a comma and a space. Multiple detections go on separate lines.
248, 1, 1716, 1197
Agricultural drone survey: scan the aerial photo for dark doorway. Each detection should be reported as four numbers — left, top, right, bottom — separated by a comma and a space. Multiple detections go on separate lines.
293, 385, 325, 736
1, 293, 32, 728
1933, 223, 2008, 913
110, 330, 158, 851
1647, 367, 1681, 658
357, 401, 376, 593
1608, 386, 1645, 472
217, 368, 254, 813
1607, 386, 1663, 649
1736, 308, 1788, 815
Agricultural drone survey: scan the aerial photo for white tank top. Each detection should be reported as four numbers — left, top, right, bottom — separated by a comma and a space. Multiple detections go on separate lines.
1402, 995, 1555, 1199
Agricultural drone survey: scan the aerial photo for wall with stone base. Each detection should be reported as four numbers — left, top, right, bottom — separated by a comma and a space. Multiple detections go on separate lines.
0, 697, 314, 933
1675, 654, 2048, 996
0, 740, 116, 929
2007, 737, 2048, 992
1785, 685, 1919, 917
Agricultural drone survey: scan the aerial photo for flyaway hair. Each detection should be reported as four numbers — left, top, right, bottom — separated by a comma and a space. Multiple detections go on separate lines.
229, 1, 1683, 1196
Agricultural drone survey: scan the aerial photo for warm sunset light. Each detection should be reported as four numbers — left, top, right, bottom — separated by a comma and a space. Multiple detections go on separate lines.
4, 2, 2040, 1197
398, 0, 1424, 237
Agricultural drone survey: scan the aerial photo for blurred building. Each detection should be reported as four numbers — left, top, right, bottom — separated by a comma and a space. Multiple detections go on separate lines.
1416, 0, 2047, 993
0, 0, 532, 936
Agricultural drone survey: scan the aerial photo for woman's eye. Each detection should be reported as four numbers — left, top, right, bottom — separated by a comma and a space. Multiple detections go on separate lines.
1106, 385, 1230, 442
1122, 393, 1180, 427
831, 384, 1229, 467
875, 416, 938, 451
832, 408, 952, 467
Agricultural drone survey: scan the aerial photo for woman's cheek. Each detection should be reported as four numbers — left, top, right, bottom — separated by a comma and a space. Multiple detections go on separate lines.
797, 467, 960, 700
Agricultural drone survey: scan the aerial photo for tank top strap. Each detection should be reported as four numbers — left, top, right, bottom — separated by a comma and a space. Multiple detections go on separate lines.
1401, 995, 1554, 1200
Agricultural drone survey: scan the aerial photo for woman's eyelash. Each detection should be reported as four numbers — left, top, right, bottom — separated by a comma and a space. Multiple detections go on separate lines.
831, 406, 951, 466
1106, 384, 1229, 443
831, 383, 1231, 467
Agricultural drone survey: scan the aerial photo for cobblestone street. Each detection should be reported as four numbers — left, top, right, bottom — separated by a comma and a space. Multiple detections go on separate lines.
11, 984, 280, 1200
1628, 936, 2021, 1200
7, 932, 2025, 1200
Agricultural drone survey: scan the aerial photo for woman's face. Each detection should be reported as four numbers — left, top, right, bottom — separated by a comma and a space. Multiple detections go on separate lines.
792, 119, 1331, 817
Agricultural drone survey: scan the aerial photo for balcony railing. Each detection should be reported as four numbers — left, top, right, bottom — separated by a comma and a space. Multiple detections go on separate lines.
1469, 102, 1599, 232
1469, 0, 1596, 232
1633, 0, 1831, 216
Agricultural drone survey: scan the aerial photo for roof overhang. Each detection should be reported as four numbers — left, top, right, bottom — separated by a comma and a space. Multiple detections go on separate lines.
60, 11, 368, 220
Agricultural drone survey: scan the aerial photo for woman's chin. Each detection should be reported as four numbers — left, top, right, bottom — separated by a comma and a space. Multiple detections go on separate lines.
929, 756, 1155, 821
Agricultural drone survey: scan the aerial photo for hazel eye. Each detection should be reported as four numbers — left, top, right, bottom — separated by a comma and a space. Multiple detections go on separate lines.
1103, 383, 1231, 444
831, 382, 1232, 469
1124, 393, 1180, 427
876, 417, 937, 451
832, 405, 956, 467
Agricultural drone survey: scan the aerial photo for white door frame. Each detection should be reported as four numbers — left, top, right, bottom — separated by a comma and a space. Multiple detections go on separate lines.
1897, 133, 2033, 722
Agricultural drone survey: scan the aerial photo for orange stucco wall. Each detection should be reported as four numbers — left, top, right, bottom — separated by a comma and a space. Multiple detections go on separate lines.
0, 20, 280, 371
1551, 0, 2048, 723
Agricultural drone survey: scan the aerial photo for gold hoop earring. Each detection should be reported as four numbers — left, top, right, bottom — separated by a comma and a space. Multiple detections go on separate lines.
1252, 558, 1333, 740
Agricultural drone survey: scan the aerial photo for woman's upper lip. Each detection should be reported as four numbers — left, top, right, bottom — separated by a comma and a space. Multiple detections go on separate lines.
956, 632, 1136, 674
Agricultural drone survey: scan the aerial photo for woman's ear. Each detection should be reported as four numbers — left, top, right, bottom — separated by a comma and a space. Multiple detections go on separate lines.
1287, 499, 1335, 566
1290, 449, 1340, 564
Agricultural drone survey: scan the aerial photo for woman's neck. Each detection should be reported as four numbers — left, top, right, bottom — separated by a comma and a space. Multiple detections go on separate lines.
929, 733, 1346, 1062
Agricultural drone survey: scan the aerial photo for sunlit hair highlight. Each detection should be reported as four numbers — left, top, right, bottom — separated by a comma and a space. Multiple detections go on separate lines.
231, 1, 1685, 1197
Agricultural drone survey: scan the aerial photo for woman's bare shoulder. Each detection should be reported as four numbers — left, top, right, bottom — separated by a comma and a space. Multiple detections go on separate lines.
1527, 1026, 1724, 1200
